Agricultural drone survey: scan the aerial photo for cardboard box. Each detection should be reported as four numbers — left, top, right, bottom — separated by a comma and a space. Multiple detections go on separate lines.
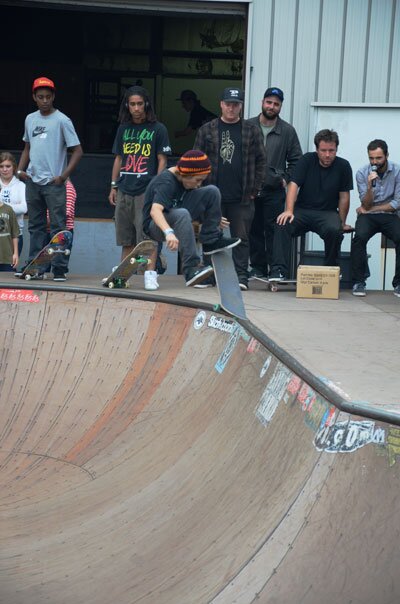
296, 265, 340, 299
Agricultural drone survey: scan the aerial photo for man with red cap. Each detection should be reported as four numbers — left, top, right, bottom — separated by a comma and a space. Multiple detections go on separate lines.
143, 149, 240, 286
16, 76, 82, 281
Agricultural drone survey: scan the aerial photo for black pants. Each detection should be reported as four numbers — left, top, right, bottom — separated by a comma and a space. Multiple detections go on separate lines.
351, 213, 400, 287
221, 202, 254, 280
249, 188, 285, 275
271, 208, 343, 277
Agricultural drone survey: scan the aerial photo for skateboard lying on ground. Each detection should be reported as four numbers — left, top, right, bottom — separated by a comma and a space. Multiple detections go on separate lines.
211, 249, 247, 320
18, 230, 72, 280
253, 276, 297, 292
102, 240, 157, 288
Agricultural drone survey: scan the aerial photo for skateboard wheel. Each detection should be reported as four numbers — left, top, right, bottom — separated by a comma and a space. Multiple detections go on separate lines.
64, 249, 71, 256
48, 248, 54, 255
108, 282, 114, 289
25, 274, 32, 281
129, 257, 135, 265
213, 303, 221, 311
271, 285, 278, 292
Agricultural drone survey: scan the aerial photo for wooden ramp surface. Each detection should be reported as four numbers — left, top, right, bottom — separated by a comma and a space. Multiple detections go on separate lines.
1, 289, 400, 604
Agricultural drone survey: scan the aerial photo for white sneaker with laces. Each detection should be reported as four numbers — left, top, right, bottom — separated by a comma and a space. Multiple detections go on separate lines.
144, 270, 159, 290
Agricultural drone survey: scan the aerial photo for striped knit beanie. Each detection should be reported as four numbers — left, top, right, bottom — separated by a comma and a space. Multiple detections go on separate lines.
176, 150, 211, 176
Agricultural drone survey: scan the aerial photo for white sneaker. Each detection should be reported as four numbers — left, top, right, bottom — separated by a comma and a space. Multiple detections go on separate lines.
144, 270, 159, 290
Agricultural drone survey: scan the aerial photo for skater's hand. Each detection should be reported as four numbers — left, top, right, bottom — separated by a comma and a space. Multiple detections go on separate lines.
11, 253, 18, 269
276, 210, 294, 225
109, 188, 117, 206
165, 232, 179, 251
220, 216, 230, 229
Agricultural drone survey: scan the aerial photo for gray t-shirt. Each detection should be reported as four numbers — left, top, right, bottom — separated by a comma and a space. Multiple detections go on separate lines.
23, 109, 80, 184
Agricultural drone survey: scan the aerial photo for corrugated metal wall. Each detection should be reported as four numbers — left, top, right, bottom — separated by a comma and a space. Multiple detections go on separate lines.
248, 0, 400, 148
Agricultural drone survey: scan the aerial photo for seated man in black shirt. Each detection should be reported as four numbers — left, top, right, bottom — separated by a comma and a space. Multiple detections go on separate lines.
269, 129, 353, 280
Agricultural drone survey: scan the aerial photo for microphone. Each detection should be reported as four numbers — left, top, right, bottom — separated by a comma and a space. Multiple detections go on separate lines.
371, 165, 378, 188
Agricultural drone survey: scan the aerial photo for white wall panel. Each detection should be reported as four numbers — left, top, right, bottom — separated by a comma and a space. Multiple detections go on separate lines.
364, 0, 394, 101
340, 0, 369, 102
246, 0, 273, 117
388, 0, 400, 102
289, 0, 321, 141
317, 0, 345, 102
249, 0, 398, 150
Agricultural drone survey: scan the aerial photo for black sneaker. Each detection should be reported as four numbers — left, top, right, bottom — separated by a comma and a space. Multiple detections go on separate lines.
202, 236, 241, 255
352, 282, 366, 296
185, 265, 214, 287
269, 270, 286, 282
239, 279, 248, 291
194, 275, 216, 288
53, 271, 67, 282
249, 267, 267, 280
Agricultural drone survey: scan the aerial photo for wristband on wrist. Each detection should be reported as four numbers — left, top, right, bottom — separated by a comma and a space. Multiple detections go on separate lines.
164, 228, 174, 236
17, 170, 22, 175
111, 181, 118, 188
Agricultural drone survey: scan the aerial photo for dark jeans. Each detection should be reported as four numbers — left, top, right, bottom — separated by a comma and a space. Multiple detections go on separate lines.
221, 201, 254, 281
250, 188, 285, 275
26, 179, 69, 272
271, 208, 343, 277
147, 184, 222, 276
351, 213, 400, 287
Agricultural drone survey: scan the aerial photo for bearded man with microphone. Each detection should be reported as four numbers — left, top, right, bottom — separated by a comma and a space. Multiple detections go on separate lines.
351, 139, 400, 297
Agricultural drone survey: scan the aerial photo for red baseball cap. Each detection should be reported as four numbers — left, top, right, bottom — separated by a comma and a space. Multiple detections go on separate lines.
32, 77, 55, 92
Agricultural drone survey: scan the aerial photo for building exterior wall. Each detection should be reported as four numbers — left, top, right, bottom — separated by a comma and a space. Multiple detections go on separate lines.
247, 0, 400, 149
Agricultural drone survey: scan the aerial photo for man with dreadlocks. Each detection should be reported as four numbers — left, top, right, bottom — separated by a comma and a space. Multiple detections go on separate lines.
109, 85, 171, 290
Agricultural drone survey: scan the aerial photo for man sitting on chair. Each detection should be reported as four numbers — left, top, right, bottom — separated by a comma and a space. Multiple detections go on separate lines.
269, 129, 353, 281
351, 139, 400, 297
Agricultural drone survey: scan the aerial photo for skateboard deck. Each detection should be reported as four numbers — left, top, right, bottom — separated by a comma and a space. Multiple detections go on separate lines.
253, 276, 297, 292
19, 230, 72, 280
102, 240, 157, 288
211, 250, 247, 320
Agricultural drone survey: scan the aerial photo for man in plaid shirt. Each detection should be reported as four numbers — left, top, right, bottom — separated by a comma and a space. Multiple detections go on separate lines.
194, 87, 266, 290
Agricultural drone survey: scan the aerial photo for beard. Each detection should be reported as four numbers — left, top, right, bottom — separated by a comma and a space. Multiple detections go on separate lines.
262, 107, 279, 120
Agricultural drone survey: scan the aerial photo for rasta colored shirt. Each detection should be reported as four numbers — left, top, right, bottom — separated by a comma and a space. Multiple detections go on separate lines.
112, 121, 171, 196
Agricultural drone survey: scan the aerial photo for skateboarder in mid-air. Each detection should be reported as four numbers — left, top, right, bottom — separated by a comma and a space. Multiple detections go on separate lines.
143, 149, 240, 287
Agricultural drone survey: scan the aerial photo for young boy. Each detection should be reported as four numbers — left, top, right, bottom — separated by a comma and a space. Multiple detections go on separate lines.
109, 85, 171, 290
0, 196, 19, 271
17, 76, 82, 281
143, 149, 240, 286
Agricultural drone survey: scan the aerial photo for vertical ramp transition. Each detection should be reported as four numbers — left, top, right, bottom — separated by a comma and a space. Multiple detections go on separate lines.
0, 289, 399, 604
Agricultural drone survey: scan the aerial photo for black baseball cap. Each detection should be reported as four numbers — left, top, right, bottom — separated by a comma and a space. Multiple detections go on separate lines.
221, 87, 244, 103
264, 87, 284, 101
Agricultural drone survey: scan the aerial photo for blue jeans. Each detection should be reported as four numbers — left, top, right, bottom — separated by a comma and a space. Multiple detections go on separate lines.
25, 180, 69, 272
